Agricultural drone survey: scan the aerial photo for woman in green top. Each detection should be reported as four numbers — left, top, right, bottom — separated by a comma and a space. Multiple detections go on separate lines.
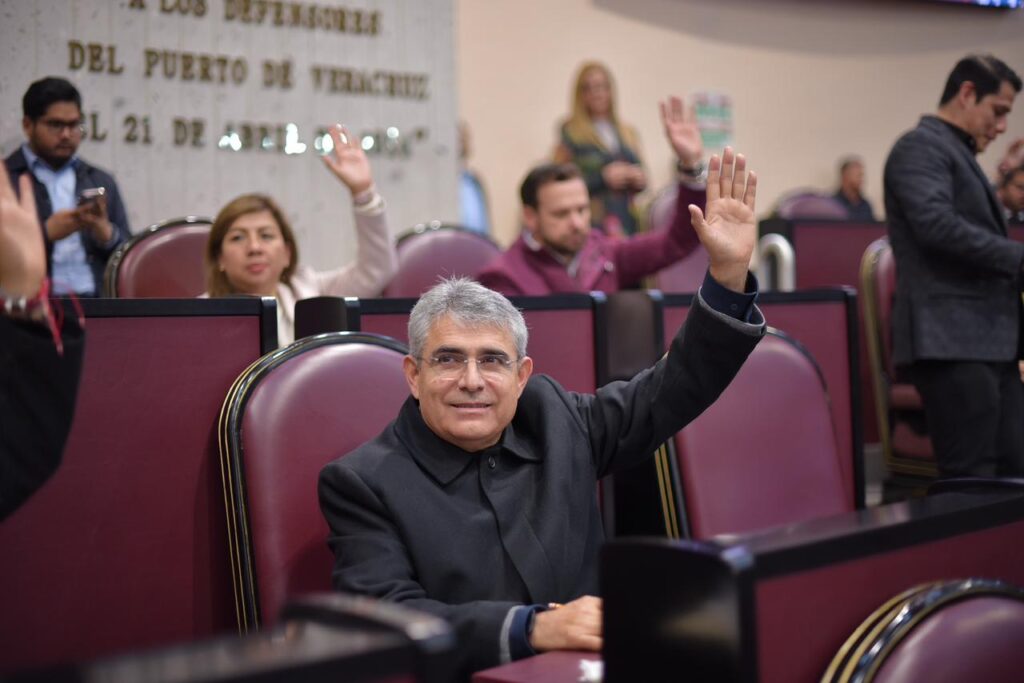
554, 62, 646, 237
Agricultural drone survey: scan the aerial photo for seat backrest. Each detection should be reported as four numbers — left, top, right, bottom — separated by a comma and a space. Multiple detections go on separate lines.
104, 217, 212, 297
673, 330, 850, 538
343, 293, 603, 394
873, 240, 897, 379
824, 578, 1024, 683
383, 223, 502, 297
0, 298, 275, 674
861, 236, 898, 458
776, 192, 849, 220
219, 332, 410, 632
646, 184, 708, 293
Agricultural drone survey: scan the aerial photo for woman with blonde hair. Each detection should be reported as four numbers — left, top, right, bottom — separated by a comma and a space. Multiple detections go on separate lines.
204, 124, 397, 346
554, 61, 646, 236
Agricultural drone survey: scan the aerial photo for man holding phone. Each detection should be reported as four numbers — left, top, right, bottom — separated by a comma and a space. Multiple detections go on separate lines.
4, 77, 130, 297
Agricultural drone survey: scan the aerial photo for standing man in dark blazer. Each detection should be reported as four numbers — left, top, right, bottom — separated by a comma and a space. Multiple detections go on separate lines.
885, 54, 1023, 478
4, 77, 130, 297
320, 148, 763, 680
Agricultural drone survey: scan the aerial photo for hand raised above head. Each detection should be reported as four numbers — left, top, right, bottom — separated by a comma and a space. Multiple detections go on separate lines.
687, 146, 757, 293
659, 95, 703, 169
0, 164, 46, 298
321, 123, 374, 197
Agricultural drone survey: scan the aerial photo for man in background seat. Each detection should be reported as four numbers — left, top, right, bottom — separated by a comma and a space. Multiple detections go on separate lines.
477, 97, 708, 296
833, 155, 877, 221
4, 77, 130, 297
998, 164, 1024, 223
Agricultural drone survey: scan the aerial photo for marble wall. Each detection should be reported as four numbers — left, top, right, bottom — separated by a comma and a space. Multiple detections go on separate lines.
0, 0, 457, 270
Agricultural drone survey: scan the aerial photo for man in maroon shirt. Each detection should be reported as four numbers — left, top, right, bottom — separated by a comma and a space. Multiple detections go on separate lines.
477, 97, 710, 296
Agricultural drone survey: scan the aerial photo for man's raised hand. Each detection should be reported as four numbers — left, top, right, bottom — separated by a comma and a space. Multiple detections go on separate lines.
0, 164, 46, 298
687, 147, 757, 292
659, 95, 703, 169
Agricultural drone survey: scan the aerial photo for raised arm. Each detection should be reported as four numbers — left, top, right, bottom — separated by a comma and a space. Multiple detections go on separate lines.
615, 97, 710, 282
660, 95, 704, 170
0, 168, 45, 298
0, 162, 85, 520
584, 146, 762, 474
314, 124, 398, 296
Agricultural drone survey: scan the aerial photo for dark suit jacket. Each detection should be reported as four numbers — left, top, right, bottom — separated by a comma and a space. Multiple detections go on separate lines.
318, 297, 763, 678
5, 148, 130, 294
884, 115, 1024, 366
0, 312, 84, 520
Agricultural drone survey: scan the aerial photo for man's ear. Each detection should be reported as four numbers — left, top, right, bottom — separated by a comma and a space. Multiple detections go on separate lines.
959, 81, 979, 107
516, 356, 533, 396
22, 116, 32, 138
403, 355, 421, 399
522, 206, 540, 236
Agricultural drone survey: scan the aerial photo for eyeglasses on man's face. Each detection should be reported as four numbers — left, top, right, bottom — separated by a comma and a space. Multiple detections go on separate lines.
38, 118, 85, 136
420, 352, 519, 379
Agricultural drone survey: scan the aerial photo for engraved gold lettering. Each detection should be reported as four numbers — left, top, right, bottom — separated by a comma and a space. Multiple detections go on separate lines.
68, 41, 85, 71
87, 112, 108, 142
309, 65, 427, 100
142, 48, 247, 85
181, 53, 195, 81
144, 49, 159, 77
221, 0, 378, 35
198, 55, 212, 81
173, 118, 205, 147
160, 0, 206, 16
262, 59, 293, 90
68, 41, 123, 74
123, 115, 153, 145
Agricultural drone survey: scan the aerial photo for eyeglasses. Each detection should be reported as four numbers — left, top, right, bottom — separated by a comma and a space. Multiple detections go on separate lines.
38, 118, 85, 136
420, 352, 518, 379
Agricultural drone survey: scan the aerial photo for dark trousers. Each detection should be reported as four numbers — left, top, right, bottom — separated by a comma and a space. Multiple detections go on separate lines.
910, 360, 1024, 478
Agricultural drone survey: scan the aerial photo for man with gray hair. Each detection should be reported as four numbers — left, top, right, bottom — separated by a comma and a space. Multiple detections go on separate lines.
319, 147, 763, 679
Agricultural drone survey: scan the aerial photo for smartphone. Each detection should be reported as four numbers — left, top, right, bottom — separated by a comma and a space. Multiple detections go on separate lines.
77, 187, 105, 206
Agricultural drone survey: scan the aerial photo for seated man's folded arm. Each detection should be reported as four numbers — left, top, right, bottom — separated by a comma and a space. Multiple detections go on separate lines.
318, 461, 522, 676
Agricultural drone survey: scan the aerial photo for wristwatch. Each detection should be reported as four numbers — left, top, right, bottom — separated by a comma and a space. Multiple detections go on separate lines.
677, 159, 707, 182
1, 281, 50, 324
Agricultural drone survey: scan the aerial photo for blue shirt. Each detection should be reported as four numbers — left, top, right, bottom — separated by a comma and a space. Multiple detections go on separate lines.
460, 169, 491, 235
22, 144, 96, 295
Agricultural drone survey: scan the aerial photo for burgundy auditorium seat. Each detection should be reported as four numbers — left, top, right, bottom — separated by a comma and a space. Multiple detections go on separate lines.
0, 298, 275, 674
383, 223, 502, 297
646, 184, 708, 293
218, 332, 409, 632
672, 330, 851, 538
775, 191, 849, 220
861, 237, 936, 478
824, 578, 1024, 683
104, 216, 212, 297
